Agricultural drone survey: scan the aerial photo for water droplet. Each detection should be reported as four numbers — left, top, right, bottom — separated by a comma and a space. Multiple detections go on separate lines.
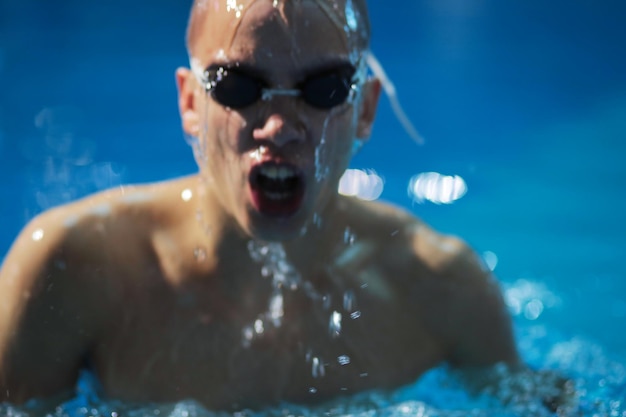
269, 291, 284, 326
194, 247, 207, 262
313, 213, 323, 229
343, 227, 356, 245
482, 250, 498, 271
31, 228, 44, 242
54, 259, 66, 270
337, 355, 351, 365
329, 311, 342, 338
350, 310, 361, 319
322, 294, 332, 310
312, 357, 325, 378
343, 290, 356, 312
261, 266, 271, 277
308, 387, 317, 394
181, 188, 193, 202
254, 319, 264, 334
242, 326, 254, 348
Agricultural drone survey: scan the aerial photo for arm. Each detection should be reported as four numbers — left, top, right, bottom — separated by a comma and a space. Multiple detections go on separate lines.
0, 210, 95, 405
408, 225, 519, 368
412, 228, 575, 412
436, 239, 519, 368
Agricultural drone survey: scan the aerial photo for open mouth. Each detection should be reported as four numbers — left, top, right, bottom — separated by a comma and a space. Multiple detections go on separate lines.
249, 162, 306, 218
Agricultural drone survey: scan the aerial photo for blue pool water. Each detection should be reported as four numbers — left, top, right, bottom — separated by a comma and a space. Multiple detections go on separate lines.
1, 0, 625, 416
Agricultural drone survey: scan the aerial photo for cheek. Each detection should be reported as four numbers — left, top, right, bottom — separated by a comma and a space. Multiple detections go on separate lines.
195, 105, 251, 184
312, 108, 357, 181
214, 109, 250, 151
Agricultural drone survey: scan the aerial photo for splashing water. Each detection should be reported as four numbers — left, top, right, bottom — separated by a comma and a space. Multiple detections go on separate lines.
226, 0, 244, 18
244, 240, 301, 339
2, 278, 622, 416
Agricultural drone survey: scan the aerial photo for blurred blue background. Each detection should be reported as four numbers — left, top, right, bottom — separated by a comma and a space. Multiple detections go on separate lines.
1, 0, 625, 359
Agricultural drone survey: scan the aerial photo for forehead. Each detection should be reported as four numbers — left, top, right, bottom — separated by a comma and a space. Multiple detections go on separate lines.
192, 0, 356, 71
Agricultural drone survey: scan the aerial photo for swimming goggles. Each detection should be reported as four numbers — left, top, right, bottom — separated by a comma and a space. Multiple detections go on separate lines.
195, 64, 360, 110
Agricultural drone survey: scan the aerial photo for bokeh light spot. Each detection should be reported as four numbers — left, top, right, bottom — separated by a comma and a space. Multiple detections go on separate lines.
338, 169, 384, 201
408, 172, 467, 204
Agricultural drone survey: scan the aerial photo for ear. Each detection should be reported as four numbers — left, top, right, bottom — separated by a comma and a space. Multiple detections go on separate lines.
356, 78, 382, 139
176, 67, 201, 136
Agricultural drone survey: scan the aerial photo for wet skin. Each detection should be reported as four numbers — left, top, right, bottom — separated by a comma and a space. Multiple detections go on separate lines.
0, 0, 519, 411
0, 178, 518, 409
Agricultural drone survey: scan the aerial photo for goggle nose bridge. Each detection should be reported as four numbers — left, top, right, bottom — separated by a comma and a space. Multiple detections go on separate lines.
260, 89, 302, 101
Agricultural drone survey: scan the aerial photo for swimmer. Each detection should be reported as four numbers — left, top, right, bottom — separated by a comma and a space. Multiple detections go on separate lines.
0, 0, 571, 412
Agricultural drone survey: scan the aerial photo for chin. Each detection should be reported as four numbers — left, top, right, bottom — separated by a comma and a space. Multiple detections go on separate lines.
243, 210, 311, 242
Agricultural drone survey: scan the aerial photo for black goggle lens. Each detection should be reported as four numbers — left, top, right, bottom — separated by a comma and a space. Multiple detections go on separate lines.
210, 70, 262, 109
300, 72, 352, 109
205, 67, 355, 110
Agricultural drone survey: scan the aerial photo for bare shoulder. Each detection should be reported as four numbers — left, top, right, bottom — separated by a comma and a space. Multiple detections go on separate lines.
339, 197, 519, 367
337, 196, 472, 267
0, 176, 196, 401
341, 196, 488, 278
1, 175, 195, 307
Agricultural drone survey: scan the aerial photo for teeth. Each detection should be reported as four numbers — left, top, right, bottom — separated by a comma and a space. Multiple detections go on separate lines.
259, 165, 297, 180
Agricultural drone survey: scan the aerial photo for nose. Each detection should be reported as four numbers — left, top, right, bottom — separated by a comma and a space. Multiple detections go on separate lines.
252, 113, 305, 147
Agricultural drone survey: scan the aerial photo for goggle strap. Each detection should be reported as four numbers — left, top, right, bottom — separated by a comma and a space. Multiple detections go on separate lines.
365, 52, 425, 145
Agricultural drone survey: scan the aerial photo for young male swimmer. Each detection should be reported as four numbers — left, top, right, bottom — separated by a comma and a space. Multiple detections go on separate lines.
0, 0, 569, 412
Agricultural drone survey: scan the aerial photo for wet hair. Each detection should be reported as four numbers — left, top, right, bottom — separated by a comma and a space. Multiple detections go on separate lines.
185, 0, 371, 58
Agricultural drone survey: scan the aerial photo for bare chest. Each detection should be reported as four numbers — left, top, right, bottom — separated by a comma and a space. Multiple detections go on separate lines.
92, 268, 444, 409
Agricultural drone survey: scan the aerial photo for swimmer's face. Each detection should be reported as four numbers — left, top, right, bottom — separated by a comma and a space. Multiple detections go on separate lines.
176, 0, 380, 241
